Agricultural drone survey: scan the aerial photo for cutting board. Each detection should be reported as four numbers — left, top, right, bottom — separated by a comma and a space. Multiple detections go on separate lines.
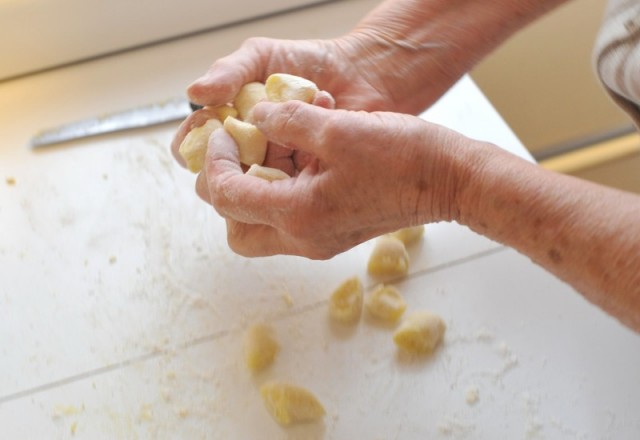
2, 76, 640, 439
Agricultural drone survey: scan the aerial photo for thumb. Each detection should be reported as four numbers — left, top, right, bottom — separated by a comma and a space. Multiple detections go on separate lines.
250, 100, 330, 158
188, 67, 241, 107
187, 53, 261, 106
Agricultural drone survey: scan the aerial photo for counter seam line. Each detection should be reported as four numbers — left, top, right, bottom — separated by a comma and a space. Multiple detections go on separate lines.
0, 329, 230, 406
0, 244, 508, 405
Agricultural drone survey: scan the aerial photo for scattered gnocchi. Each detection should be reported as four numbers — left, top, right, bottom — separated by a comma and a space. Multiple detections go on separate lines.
388, 225, 425, 246
244, 323, 279, 373
393, 310, 446, 355
365, 284, 407, 323
367, 236, 410, 278
260, 381, 325, 426
328, 276, 364, 324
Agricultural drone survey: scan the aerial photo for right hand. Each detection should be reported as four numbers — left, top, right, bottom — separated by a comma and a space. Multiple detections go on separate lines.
195, 100, 474, 259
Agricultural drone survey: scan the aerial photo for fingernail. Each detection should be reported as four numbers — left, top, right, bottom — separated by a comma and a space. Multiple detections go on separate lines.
187, 75, 206, 91
187, 72, 214, 97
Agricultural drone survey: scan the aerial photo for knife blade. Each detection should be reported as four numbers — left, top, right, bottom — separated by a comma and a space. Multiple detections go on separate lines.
30, 97, 198, 148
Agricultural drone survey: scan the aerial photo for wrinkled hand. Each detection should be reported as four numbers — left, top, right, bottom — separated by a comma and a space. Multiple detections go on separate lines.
170, 33, 447, 165
196, 101, 467, 259
187, 36, 399, 110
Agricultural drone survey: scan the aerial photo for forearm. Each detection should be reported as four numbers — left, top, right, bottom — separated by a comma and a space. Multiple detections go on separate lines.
453, 142, 640, 332
343, 0, 570, 114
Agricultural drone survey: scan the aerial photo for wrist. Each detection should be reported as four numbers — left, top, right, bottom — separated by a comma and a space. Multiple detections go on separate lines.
452, 140, 527, 235
407, 124, 492, 225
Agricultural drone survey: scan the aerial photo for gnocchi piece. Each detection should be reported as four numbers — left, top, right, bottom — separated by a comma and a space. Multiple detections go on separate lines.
329, 276, 364, 324
244, 324, 279, 373
389, 225, 425, 246
265, 73, 319, 103
178, 119, 222, 173
223, 116, 268, 166
246, 164, 290, 181
234, 82, 267, 120
393, 311, 446, 355
367, 236, 410, 278
211, 104, 238, 122
365, 284, 407, 322
260, 381, 325, 426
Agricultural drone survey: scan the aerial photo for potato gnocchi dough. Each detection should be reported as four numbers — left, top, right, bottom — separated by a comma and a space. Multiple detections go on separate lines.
260, 381, 326, 426
178, 119, 221, 173
178, 73, 325, 176
388, 225, 425, 246
244, 323, 279, 373
367, 236, 410, 278
393, 310, 446, 355
366, 284, 407, 323
246, 164, 290, 182
329, 276, 364, 324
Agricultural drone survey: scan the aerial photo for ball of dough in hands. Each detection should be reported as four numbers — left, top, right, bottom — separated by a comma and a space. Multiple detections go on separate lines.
179, 73, 330, 178
246, 164, 290, 182
211, 104, 238, 121
265, 73, 319, 103
223, 116, 268, 166
178, 119, 222, 173
235, 82, 267, 121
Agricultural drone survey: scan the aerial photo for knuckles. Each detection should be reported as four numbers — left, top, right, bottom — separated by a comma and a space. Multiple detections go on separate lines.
207, 173, 236, 216
241, 37, 275, 57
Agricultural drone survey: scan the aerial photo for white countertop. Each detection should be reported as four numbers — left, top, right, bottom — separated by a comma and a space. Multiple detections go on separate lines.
1, 1, 639, 438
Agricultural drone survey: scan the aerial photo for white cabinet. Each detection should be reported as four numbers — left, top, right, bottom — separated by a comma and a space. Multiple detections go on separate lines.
0, 0, 332, 80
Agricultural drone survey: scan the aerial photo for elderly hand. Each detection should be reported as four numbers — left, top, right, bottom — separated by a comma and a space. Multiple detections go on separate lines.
171, 35, 410, 165
195, 100, 474, 259
170, 22, 469, 166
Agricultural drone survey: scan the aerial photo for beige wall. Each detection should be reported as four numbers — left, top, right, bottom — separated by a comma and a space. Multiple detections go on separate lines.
571, 152, 640, 193
470, 0, 632, 154
470, 0, 640, 194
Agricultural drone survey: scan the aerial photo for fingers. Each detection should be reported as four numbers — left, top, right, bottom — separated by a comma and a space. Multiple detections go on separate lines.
203, 129, 303, 257
170, 107, 221, 166
312, 90, 336, 109
251, 100, 334, 159
187, 38, 268, 107
204, 128, 286, 226
224, 219, 337, 260
259, 89, 335, 173
195, 169, 210, 204
262, 143, 296, 176
224, 220, 288, 257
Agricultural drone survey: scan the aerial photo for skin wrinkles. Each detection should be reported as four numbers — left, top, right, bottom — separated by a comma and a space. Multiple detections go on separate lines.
172, 0, 640, 332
